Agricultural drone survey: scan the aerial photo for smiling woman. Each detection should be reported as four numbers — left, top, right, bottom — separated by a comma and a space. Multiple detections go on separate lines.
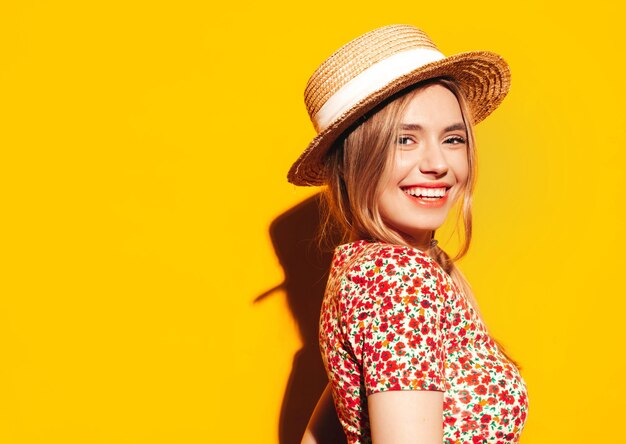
377, 83, 470, 248
288, 24, 529, 444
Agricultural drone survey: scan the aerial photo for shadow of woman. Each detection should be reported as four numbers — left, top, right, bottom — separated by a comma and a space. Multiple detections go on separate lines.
254, 193, 344, 444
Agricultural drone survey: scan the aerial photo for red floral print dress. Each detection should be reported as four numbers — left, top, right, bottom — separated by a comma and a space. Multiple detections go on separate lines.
319, 240, 529, 444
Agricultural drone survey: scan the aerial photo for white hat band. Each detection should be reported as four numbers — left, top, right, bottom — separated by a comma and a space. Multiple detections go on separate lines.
312, 47, 446, 133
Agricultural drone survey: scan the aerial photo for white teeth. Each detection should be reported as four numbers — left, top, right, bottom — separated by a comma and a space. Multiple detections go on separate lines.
403, 187, 447, 197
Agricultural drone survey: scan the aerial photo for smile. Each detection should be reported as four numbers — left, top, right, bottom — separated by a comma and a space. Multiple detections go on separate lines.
401, 186, 451, 207
402, 186, 448, 198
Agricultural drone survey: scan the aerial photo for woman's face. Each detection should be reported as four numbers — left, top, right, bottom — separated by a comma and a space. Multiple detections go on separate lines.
377, 83, 469, 249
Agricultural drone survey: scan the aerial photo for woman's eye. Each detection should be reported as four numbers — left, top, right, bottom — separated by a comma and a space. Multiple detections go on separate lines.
397, 136, 415, 145
445, 136, 466, 145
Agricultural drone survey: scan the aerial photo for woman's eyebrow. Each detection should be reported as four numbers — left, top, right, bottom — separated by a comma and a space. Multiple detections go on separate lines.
399, 122, 466, 132
444, 122, 466, 132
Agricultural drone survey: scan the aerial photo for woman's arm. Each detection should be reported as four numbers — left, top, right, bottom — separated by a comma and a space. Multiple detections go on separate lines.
301, 383, 347, 444
368, 390, 443, 443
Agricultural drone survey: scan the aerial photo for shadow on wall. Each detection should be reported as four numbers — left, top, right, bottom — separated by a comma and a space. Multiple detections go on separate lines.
254, 193, 342, 444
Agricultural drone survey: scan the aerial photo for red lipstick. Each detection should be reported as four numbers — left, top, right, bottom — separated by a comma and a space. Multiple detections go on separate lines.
401, 184, 451, 208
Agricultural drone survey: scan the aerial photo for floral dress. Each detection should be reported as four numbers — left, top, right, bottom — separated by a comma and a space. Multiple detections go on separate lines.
319, 240, 529, 443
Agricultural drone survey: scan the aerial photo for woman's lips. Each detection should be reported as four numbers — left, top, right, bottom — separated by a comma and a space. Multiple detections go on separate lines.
401, 186, 450, 208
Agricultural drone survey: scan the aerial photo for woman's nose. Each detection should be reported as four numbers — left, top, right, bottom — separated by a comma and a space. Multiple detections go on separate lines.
419, 140, 449, 175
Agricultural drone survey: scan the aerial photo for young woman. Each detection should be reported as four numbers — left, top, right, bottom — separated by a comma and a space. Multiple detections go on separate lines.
288, 25, 529, 444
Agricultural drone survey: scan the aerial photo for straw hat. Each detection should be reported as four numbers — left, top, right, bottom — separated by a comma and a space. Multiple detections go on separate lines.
287, 24, 511, 186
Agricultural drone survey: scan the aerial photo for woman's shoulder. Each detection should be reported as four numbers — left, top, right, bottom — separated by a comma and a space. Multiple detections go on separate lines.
331, 239, 437, 272
329, 240, 445, 297
328, 240, 451, 325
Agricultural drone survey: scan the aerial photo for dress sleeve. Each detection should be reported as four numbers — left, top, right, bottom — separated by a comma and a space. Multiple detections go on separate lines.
345, 247, 447, 396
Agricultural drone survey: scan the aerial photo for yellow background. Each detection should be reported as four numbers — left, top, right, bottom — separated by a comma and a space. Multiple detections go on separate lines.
0, 1, 624, 442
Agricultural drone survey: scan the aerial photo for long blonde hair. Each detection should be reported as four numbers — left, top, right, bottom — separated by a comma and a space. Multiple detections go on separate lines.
320, 76, 522, 370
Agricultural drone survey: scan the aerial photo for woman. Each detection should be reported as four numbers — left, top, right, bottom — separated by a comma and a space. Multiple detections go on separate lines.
288, 25, 529, 443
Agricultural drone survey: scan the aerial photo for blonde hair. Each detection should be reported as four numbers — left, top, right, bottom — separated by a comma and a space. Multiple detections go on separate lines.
321, 76, 522, 370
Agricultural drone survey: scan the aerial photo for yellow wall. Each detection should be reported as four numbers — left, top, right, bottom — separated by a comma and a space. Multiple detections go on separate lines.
1, 1, 623, 442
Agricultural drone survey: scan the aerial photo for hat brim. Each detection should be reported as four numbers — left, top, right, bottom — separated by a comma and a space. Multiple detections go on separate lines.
287, 50, 511, 186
